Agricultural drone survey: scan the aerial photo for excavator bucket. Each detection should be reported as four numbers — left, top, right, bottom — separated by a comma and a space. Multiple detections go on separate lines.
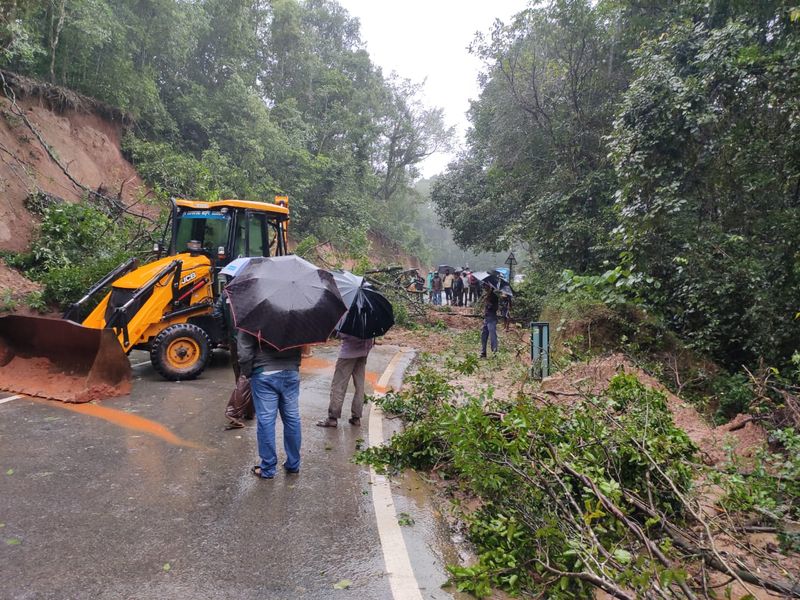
0, 315, 131, 403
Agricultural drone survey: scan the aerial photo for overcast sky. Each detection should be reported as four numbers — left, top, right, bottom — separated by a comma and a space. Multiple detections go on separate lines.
336, 0, 529, 178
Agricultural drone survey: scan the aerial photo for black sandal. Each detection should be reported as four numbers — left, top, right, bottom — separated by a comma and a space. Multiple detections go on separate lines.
250, 465, 274, 479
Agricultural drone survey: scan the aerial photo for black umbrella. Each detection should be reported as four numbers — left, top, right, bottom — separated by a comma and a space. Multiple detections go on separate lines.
225, 255, 347, 350
473, 271, 515, 297
338, 286, 394, 339
437, 264, 455, 274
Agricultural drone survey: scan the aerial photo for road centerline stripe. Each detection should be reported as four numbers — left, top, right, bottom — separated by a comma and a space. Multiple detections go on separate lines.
368, 350, 423, 600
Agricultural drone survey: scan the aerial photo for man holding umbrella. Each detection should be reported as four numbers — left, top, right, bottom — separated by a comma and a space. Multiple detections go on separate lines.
226, 256, 347, 479
316, 332, 374, 428
480, 283, 500, 358
472, 270, 514, 358
317, 270, 395, 428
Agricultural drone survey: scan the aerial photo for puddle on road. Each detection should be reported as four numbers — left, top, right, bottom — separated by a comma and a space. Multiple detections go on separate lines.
30, 398, 201, 448
299, 356, 334, 371
390, 469, 475, 600
365, 371, 388, 394
301, 355, 388, 393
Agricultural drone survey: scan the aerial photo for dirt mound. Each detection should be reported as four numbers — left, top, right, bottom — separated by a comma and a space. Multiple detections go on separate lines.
0, 258, 41, 302
0, 92, 151, 253
541, 354, 768, 465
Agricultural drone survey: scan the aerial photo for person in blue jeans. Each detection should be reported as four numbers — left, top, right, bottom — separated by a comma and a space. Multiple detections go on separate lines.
480, 284, 499, 358
237, 330, 302, 479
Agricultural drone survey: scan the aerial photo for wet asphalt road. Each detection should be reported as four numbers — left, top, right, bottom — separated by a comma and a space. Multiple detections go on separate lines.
0, 344, 462, 600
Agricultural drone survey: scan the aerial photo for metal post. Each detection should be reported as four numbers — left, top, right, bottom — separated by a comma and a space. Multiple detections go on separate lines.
530, 322, 550, 379
505, 251, 516, 283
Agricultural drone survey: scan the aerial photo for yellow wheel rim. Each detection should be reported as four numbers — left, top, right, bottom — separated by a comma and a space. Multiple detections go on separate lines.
165, 336, 201, 369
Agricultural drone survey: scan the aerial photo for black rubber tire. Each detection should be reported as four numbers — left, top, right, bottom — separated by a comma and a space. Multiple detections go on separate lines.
150, 323, 211, 381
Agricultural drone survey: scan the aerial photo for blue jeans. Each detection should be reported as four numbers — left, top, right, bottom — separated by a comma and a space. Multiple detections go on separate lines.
481, 316, 498, 355
250, 370, 301, 477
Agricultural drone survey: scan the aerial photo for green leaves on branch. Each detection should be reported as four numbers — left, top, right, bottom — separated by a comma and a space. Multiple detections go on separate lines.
561, 266, 656, 306
9, 200, 148, 308
357, 371, 699, 597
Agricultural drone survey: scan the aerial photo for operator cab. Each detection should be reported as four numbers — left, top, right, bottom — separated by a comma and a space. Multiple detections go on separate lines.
160, 198, 290, 269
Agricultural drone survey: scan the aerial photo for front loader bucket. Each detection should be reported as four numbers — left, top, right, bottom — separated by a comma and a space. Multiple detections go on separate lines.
0, 315, 131, 403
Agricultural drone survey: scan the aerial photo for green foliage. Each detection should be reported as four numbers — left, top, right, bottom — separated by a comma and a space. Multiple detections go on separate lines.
710, 372, 754, 423
561, 266, 655, 306
714, 428, 800, 552
510, 268, 557, 324
13, 201, 146, 308
444, 353, 479, 376
0, 289, 17, 312
24, 290, 47, 313
359, 372, 699, 597
431, 0, 800, 375
372, 367, 453, 425
4, 0, 451, 259
292, 235, 319, 261
609, 9, 800, 370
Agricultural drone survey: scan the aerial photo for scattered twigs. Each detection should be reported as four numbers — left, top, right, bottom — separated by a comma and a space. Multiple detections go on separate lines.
624, 491, 800, 597
559, 460, 699, 600
0, 70, 152, 223
534, 560, 635, 600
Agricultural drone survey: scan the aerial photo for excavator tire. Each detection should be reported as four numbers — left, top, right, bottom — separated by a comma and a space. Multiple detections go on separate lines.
150, 323, 211, 381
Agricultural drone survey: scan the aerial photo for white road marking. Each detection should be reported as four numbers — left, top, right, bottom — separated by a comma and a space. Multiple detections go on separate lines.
130, 361, 150, 369
369, 350, 423, 600
0, 395, 23, 404
377, 349, 408, 389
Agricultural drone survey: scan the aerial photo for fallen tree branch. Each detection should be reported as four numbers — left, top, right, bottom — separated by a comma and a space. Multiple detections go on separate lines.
535, 560, 635, 600
623, 491, 800, 598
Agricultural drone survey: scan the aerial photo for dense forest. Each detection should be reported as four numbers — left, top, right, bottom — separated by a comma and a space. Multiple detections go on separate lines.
1, 0, 797, 370
0, 0, 452, 257
1, 2, 799, 598
432, 0, 800, 372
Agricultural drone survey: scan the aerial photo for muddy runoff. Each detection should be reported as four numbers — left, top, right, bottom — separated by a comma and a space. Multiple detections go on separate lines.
0, 315, 131, 402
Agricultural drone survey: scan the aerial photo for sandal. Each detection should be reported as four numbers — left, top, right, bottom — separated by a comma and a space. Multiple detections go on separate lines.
315, 418, 338, 428
250, 465, 274, 479
348, 417, 361, 426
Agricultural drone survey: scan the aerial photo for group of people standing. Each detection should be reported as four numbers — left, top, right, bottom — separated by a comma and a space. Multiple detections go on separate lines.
231, 265, 511, 481
426, 269, 480, 306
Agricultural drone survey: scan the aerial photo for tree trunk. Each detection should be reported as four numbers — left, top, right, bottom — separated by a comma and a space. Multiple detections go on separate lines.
48, 0, 66, 83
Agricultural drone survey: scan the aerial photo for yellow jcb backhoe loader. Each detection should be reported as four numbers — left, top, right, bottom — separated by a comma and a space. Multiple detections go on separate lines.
0, 197, 290, 402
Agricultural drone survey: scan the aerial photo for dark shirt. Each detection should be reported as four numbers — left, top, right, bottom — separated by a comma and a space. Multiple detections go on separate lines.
499, 295, 511, 318
237, 330, 301, 377
484, 291, 499, 318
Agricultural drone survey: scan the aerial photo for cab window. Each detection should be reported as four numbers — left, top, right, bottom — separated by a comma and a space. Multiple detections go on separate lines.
175, 211, 230, 253
233, 213, 271, 257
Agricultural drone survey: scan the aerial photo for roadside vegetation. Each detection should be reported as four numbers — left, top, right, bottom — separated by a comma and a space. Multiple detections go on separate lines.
370, 305, 800, 598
